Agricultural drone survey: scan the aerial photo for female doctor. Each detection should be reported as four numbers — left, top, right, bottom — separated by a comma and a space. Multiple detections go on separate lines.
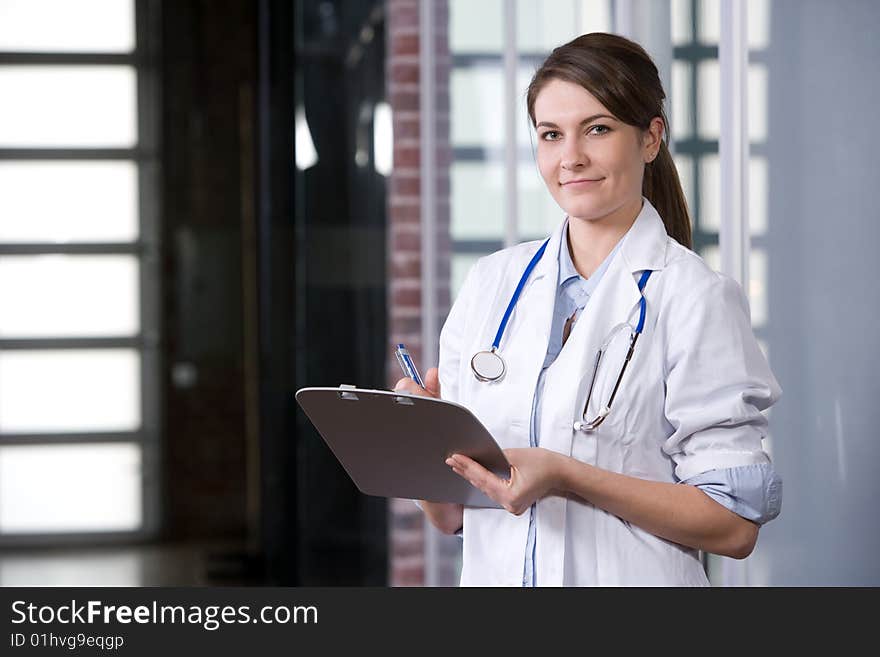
395, 33, 782, 586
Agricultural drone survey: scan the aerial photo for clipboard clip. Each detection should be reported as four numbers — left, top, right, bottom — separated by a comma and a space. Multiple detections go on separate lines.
338, 384, 359, 401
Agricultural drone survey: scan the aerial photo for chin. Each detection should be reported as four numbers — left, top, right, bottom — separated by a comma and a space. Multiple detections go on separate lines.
559, 192, 638, 225
559, 202, 612, 223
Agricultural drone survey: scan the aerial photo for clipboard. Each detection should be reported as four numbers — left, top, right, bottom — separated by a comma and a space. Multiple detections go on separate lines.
295, 386, 510, 508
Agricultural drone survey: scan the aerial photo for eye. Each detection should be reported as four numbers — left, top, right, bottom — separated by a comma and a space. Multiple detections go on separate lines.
540, 130, 561, 141
587, 124, 611, 136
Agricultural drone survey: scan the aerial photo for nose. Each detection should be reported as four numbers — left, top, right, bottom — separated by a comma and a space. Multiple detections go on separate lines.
560, 138, 587, 170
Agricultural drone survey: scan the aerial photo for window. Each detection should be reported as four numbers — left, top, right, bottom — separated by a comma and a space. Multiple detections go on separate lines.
0, 0, 158, 541
448, 0, 611, 297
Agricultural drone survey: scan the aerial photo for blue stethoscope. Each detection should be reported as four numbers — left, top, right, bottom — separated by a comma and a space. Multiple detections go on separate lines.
470, 238, 652, 432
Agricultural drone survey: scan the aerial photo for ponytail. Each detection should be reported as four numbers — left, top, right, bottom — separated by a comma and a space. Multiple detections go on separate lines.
643, 140, 692, 249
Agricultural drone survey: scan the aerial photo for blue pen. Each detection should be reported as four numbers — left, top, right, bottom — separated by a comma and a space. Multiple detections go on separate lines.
395, 343, 424, 388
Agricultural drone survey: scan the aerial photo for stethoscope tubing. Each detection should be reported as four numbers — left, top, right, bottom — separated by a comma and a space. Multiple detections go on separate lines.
472, 236, 653, 399
490, 238, 550, 351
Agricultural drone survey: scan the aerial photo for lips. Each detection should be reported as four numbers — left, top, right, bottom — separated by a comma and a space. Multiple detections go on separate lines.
560, 178, 604, 186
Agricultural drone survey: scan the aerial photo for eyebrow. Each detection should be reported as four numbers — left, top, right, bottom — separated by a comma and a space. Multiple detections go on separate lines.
535, 114, 617, 129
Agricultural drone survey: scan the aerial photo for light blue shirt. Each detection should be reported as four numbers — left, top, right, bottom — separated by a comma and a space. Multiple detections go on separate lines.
521, 223, 782, 587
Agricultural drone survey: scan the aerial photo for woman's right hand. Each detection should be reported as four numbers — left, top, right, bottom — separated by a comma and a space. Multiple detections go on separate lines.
394, 367, 464, 535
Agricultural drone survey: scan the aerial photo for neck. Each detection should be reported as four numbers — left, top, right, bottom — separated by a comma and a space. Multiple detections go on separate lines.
566, 196, 643, 279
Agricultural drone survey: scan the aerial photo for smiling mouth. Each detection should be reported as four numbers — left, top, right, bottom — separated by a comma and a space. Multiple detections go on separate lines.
561, 178, 604, 186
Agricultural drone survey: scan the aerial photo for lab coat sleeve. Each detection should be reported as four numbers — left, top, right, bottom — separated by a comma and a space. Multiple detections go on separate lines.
438, 260, 481, 406
661, 272, 782, 482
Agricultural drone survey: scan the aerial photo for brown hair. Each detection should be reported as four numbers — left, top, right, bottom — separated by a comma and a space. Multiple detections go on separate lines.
526, 32, 692, 249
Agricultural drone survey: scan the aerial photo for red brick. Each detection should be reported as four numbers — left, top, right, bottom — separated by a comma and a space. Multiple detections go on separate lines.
391, 565, 425, 587
391, 302, 421, 317
387, 4, 419, 31
392, 145, 420, 168
388, 194, 419, 208
388, 55, 419, 68
391, 257, 420, 279
389, 82, 420, 97
392, 230, 421, 252
391, 63, 420, 85
393, 286, 421, 307
391, 275, 422, 290
391, 316, 422, 336
391, 34, 419, 57
391, 175, 421, 196
390, 89, 419, 112
388, 0, 418, 10
394, 117, 420, 140
387, 0, 451, 589
389, 203, 421, 223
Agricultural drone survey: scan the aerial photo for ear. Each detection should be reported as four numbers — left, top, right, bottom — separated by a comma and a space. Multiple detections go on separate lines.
643, 117, 665, 163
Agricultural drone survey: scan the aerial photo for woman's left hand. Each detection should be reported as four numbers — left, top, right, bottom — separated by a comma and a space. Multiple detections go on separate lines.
446, 448, 565, 515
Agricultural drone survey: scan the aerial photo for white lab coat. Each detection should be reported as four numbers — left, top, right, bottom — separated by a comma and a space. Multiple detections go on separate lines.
438, 198, 781, 586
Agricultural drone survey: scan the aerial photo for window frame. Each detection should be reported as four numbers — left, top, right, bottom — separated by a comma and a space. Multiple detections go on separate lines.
0, 0, 161, 546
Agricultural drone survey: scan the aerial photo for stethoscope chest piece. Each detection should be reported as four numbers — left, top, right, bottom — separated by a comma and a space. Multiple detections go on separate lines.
471, 348, 506, 382
471, 238, 550, 385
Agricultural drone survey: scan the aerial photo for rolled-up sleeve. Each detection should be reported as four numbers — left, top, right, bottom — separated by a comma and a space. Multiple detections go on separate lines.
661, 272, 782, 502
683, 463, 782, 524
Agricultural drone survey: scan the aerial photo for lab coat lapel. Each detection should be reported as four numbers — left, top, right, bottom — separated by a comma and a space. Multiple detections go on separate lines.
618, 197, 669, 276
503, 218, 567, 400
538, 198, 670, 459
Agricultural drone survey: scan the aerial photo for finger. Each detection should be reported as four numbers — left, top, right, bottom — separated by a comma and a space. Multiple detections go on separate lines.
450, 454, 496, 482
393, 377, 428, 397
424, 367, 441, 397
393, 377, 414, 392
447, 455, 507, 500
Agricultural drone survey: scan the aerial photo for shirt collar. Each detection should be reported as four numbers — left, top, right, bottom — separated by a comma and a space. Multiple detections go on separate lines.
528, 196, 669, 293
557, 219, 626, 296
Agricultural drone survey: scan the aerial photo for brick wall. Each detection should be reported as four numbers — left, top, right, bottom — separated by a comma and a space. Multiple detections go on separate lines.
386, 0, 454, 586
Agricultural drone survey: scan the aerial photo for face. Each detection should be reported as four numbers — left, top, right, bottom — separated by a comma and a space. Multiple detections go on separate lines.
532, 78, 663, 226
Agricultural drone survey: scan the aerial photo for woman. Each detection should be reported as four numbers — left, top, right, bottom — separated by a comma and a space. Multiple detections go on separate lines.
396, 33, 782, 586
